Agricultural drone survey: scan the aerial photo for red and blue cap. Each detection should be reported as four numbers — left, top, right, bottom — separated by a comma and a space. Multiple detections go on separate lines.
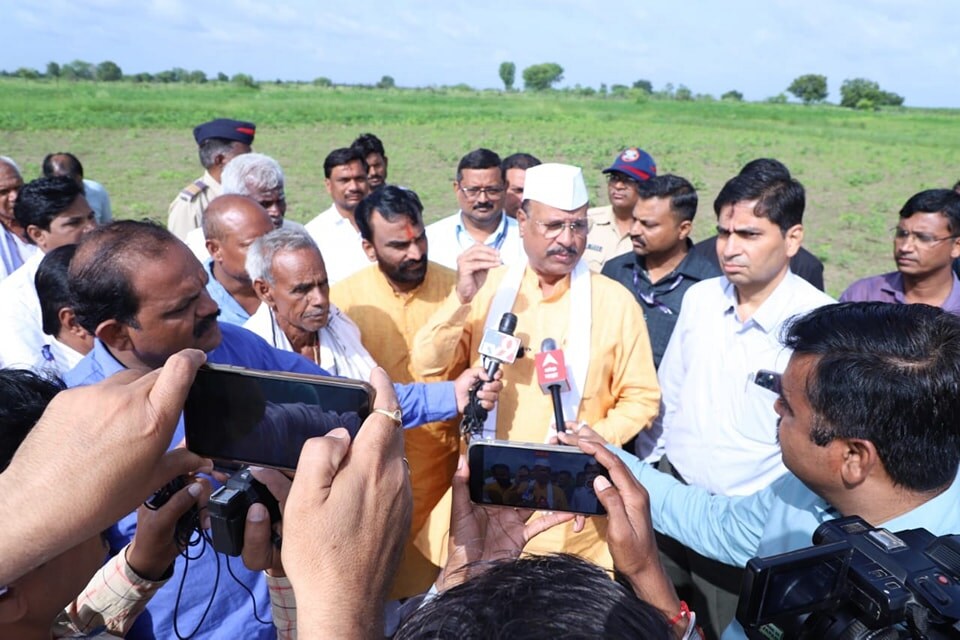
193, 118, 256, 145
601, 147, 657, 182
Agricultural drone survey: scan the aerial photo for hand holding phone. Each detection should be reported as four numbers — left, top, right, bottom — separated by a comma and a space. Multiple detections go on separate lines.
440, 451, 576, 592
467, 440, 610, 516
184, 364, 374, 471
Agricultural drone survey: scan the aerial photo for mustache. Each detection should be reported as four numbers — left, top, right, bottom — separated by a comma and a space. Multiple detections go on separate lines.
546, 245, 578, 257
193, 311, 220, 338
399, 257, 427, 271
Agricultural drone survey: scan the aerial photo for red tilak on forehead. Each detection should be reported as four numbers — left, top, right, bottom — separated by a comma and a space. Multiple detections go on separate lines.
402, 223, 416, 242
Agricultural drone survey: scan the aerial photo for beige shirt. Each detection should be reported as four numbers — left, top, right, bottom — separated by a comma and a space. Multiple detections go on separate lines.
584, 204, 633, 272
166, 170, 221, 240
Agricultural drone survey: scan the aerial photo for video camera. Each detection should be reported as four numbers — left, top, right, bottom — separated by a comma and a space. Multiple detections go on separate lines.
736, 516, 960, 639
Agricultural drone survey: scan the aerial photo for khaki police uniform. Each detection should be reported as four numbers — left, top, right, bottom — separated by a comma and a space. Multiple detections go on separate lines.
166, 170, 222, 241
584, 204, 633, 272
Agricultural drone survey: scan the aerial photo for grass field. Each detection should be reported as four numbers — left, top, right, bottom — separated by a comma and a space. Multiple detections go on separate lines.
2, 79, 959, 295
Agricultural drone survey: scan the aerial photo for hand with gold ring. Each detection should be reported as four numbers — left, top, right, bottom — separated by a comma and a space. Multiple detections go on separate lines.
281, 366, 411, 638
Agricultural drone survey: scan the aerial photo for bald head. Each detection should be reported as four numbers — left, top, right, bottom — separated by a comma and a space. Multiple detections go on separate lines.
202, 194, 273, 242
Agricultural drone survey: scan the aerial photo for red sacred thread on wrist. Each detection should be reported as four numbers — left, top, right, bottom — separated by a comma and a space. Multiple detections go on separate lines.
669, 600, 691, 626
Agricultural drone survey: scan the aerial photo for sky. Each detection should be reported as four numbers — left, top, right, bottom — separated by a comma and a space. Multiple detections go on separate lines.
5, 0, 960, 108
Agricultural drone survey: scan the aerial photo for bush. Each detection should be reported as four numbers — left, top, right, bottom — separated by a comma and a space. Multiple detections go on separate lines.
721, 90, 744, 102
840, 78, 904, 108
313, 77, 333, 87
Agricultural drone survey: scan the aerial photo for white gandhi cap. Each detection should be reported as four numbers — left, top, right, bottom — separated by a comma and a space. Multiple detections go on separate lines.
521, 163, 589, 211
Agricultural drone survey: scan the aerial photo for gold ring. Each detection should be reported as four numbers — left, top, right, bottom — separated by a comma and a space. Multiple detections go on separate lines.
372, 407, 402, 428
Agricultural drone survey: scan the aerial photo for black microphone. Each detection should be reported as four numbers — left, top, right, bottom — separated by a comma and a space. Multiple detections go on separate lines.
536, 338, 570, 434
461, 312, 521, 439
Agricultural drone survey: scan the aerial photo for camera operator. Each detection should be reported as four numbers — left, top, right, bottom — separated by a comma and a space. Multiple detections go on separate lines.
563, 302, 960, 639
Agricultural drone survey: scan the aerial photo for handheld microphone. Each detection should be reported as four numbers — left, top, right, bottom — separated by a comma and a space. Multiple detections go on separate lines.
535, 338, 570, 435
461, 312, 521, 439
477, 312, 521, 379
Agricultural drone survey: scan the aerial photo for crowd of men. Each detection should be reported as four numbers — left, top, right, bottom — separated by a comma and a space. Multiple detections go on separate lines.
1, 118, 960, 640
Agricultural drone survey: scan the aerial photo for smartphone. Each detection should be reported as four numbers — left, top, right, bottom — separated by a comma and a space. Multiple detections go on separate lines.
467, 440, 610, 516
184, 364, 374, 471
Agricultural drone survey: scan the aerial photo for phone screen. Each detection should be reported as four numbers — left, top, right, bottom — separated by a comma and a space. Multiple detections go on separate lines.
468, 442, 610, 516
184, 366, 373, 470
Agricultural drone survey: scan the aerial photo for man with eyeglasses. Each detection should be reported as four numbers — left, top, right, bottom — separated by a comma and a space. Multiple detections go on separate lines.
413, 162, 660, 573
425, 148, 525, 270
584, 147, 657, 272
841, 189, 960, 313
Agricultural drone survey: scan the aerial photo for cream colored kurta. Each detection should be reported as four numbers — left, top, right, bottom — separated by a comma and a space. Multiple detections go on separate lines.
411, 263, 660, 569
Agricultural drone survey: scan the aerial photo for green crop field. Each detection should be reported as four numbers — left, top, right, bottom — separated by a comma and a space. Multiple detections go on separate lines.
1, 79, 959, 296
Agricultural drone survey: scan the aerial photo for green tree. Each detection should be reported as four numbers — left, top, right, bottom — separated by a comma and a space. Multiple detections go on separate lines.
376, 75, 395, 89
186, 70, 207, 83
498, 61, 515, 91
63, 59, 94, 80
839, 77, 904, 109
95, 60, 123, 82
632, 79, 653, 93
787, 74, 828, 104
217, 72, 229, 82
15, 67, 40, 80
675, 84, 693, 101
313, 76, 333, 87
46, 62, 60, 82
231, 73, 258, 89
721, 90, 743, 102
522, 63, 563, 91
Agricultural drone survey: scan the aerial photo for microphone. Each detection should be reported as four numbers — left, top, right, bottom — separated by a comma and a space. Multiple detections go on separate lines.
477, 312, 521, 379
535, 338, 570, 434
461, 312, 521, 439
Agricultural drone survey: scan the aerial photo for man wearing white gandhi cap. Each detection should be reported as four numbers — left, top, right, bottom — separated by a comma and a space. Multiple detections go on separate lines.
412, 162, 660, 569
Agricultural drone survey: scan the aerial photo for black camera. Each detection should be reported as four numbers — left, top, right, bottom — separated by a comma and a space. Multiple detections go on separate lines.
208, 467, 282, 556
736, 516, 960, 639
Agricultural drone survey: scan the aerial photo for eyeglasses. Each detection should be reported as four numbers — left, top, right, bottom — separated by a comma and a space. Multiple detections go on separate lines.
459, 186, 505, 200
892, 226, 957, 247
606, 173, 638, 188
532, 218, 593, 239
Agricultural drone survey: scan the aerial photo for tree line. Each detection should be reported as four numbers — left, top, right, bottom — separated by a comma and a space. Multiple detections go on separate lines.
4, 58, 907, 110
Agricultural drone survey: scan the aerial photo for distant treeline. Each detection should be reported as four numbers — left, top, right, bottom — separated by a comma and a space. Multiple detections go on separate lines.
4, 59, 906, 110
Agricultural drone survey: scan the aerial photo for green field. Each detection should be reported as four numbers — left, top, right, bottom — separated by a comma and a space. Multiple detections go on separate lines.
2, 79, 959, 295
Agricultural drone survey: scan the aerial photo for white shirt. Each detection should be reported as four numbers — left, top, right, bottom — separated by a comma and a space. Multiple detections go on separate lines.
34, 338, 86, 379
0, 226, 38, 282
657, 271, 835, 496
304, 204, 372, 285
425, 211, 524, 270
0, 251, 46, 368
184, 219, 306, 263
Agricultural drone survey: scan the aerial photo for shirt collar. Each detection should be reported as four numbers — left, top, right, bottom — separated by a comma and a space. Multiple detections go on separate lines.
456, 210, 508, 250
723, 271, 804, 333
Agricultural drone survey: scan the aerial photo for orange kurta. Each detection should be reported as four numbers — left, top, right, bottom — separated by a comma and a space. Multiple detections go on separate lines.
332, 261, 461, 598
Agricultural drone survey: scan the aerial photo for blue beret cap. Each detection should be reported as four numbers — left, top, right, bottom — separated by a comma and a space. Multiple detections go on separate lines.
193, 118, 256, 145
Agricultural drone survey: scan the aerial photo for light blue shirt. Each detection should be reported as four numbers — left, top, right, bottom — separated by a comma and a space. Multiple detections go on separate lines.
612, 447, 960, 639
64, 322, 457, 639
425, 210, 524, 270
83, 178, 112, 225
204, 259, 252, 326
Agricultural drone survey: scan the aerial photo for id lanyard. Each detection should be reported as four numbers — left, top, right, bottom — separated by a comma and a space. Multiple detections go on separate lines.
633, 267, 683, 315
